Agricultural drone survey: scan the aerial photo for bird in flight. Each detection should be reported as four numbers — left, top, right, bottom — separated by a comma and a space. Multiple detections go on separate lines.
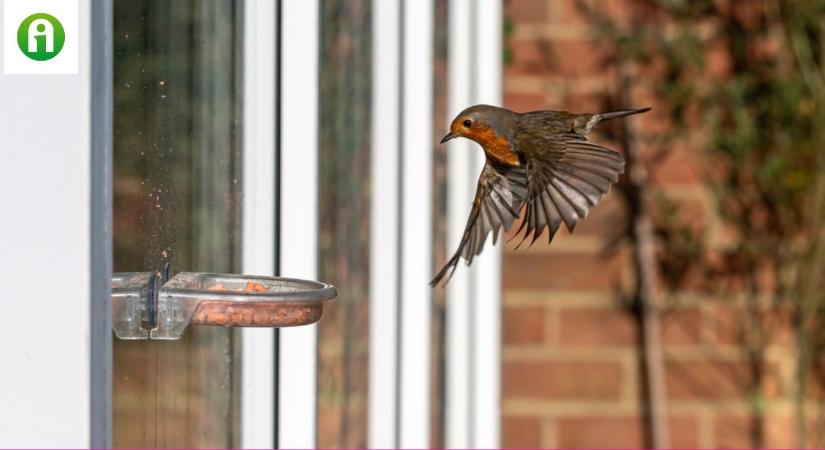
431, 104, 650, 287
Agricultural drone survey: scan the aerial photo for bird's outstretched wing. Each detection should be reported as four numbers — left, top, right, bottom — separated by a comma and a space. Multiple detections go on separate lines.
513, 132, 624, 246
430, 163, 528, 287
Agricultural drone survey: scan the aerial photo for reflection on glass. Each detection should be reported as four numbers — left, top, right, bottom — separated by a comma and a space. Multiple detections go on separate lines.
317, 2, 371, 447
430, 1, 450, 446
112, 0, 242, 446
316, 1, 450, 446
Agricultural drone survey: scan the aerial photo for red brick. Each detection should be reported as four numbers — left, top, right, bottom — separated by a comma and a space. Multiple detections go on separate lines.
708, 302, 795, 348
560, 93, 607, 114
504, 0, 548, 24
706, 41, 731, 79
708, 303, 739, 345
713, 415, 760, 448
669, 415, 701, 448
649, 144, 702, 186
718, 415, 825, 448
317, 406, 342, 448
617, 85, 674, 135
556, 415, 699, 448
557, 416, 643, 448
506, 39, 605, 77
503, 251, 626, 290
665, 359, 783, 401
504, 92, 547, 112
503, 306, 546, 345
750, 36, 781, 62
502, 416, 542, 448
555, 0, 635, 27
506, 39, 556, 77
661, 308, 702, 347
765, 415, 798, 448
552, 0, 591, 27
548, 40, 607, 77
503, 360, 623, 400
766, 304, 796, 348
729, 1, 767, 28
559, 308, 637, 346
666, 359, 747, 400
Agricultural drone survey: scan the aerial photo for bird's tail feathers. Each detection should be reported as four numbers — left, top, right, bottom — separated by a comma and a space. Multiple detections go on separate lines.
597, 107, 651, 123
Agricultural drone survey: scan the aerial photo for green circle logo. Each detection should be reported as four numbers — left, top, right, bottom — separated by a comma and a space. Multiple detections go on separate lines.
17, 13, 65, 61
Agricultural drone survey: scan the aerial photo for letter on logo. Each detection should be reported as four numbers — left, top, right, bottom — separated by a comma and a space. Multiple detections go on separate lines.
27, 19, 54, 53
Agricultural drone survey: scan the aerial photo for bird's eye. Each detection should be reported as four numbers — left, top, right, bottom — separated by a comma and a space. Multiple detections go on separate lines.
463, 119, 472, 128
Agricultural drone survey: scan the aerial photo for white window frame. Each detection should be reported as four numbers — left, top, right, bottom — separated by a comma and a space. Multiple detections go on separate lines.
369, 0, 434, 447
399, 0, 435, 447
0, 0, 112, 447
241, 0, 278, 447
446, 0, 502, 447
278, 0, 321, 448
368, 0, 401, 446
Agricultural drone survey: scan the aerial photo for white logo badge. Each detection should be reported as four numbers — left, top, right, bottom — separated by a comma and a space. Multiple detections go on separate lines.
3, 0, 78, 74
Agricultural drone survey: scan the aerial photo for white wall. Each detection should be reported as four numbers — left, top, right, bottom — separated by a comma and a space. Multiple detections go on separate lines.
0, 0, 97, 446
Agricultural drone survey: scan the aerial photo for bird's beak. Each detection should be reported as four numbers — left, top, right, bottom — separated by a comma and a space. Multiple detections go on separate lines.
440, 132, 458, 144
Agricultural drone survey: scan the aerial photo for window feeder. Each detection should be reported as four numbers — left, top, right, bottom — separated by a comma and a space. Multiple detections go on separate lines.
112, 271, 336, 340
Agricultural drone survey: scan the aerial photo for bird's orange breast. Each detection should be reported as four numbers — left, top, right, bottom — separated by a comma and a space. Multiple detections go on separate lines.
475, 127, 520, 166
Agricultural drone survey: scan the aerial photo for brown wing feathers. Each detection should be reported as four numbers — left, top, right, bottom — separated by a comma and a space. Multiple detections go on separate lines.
513, 134, 624, 248
431, 137, 624, 286
430, 164, 527, 287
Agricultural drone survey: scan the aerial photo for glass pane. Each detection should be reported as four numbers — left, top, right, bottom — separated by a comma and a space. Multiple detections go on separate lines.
112, 0, 243, 447
316, 1, 449, 447
431, 1, 449, 447
317, 2, 371, 447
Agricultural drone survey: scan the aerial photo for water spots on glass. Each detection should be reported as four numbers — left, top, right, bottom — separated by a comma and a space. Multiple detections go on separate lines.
112, 1, 243, 446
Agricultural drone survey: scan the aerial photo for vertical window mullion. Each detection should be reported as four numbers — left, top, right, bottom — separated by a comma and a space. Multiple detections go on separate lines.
91, 0, 114, 446
278, 0, 320, 448
399, 0, 434, 447
445, 0, 473, 447
470, 0, 503, 447
368, 0, 402, 446
241, 0, 278, 447
444, 0, 503, 447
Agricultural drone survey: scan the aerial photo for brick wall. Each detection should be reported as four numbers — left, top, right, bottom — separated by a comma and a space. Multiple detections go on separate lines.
500, 0, 818, 447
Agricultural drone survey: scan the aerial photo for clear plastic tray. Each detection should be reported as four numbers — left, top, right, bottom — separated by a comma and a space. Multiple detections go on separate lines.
112, 271, 337, 340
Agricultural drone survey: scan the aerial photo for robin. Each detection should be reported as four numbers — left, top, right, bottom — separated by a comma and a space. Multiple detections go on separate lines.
431, 104, 650, 286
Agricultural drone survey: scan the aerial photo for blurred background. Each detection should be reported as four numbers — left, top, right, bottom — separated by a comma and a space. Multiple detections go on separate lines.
498, 1, 825, 447
109, 0, 825, 448
317, 0, 825, 447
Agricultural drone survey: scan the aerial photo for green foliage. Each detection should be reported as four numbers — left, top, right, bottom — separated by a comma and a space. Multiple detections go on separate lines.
503, 15, 514, 67
581, 0, 824, 289
580, 0, 825, 446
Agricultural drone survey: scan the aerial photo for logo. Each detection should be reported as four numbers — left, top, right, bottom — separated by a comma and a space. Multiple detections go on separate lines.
3, 0, 78, 74
17, 13, 65, 61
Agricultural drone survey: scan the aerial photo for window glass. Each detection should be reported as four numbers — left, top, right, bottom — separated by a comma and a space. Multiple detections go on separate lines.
317, 2, 371, 446
112, 1, 243, 446
315, 1, 449, 446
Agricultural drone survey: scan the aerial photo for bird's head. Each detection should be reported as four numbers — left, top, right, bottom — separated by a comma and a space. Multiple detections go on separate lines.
440, 104, 515, 146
